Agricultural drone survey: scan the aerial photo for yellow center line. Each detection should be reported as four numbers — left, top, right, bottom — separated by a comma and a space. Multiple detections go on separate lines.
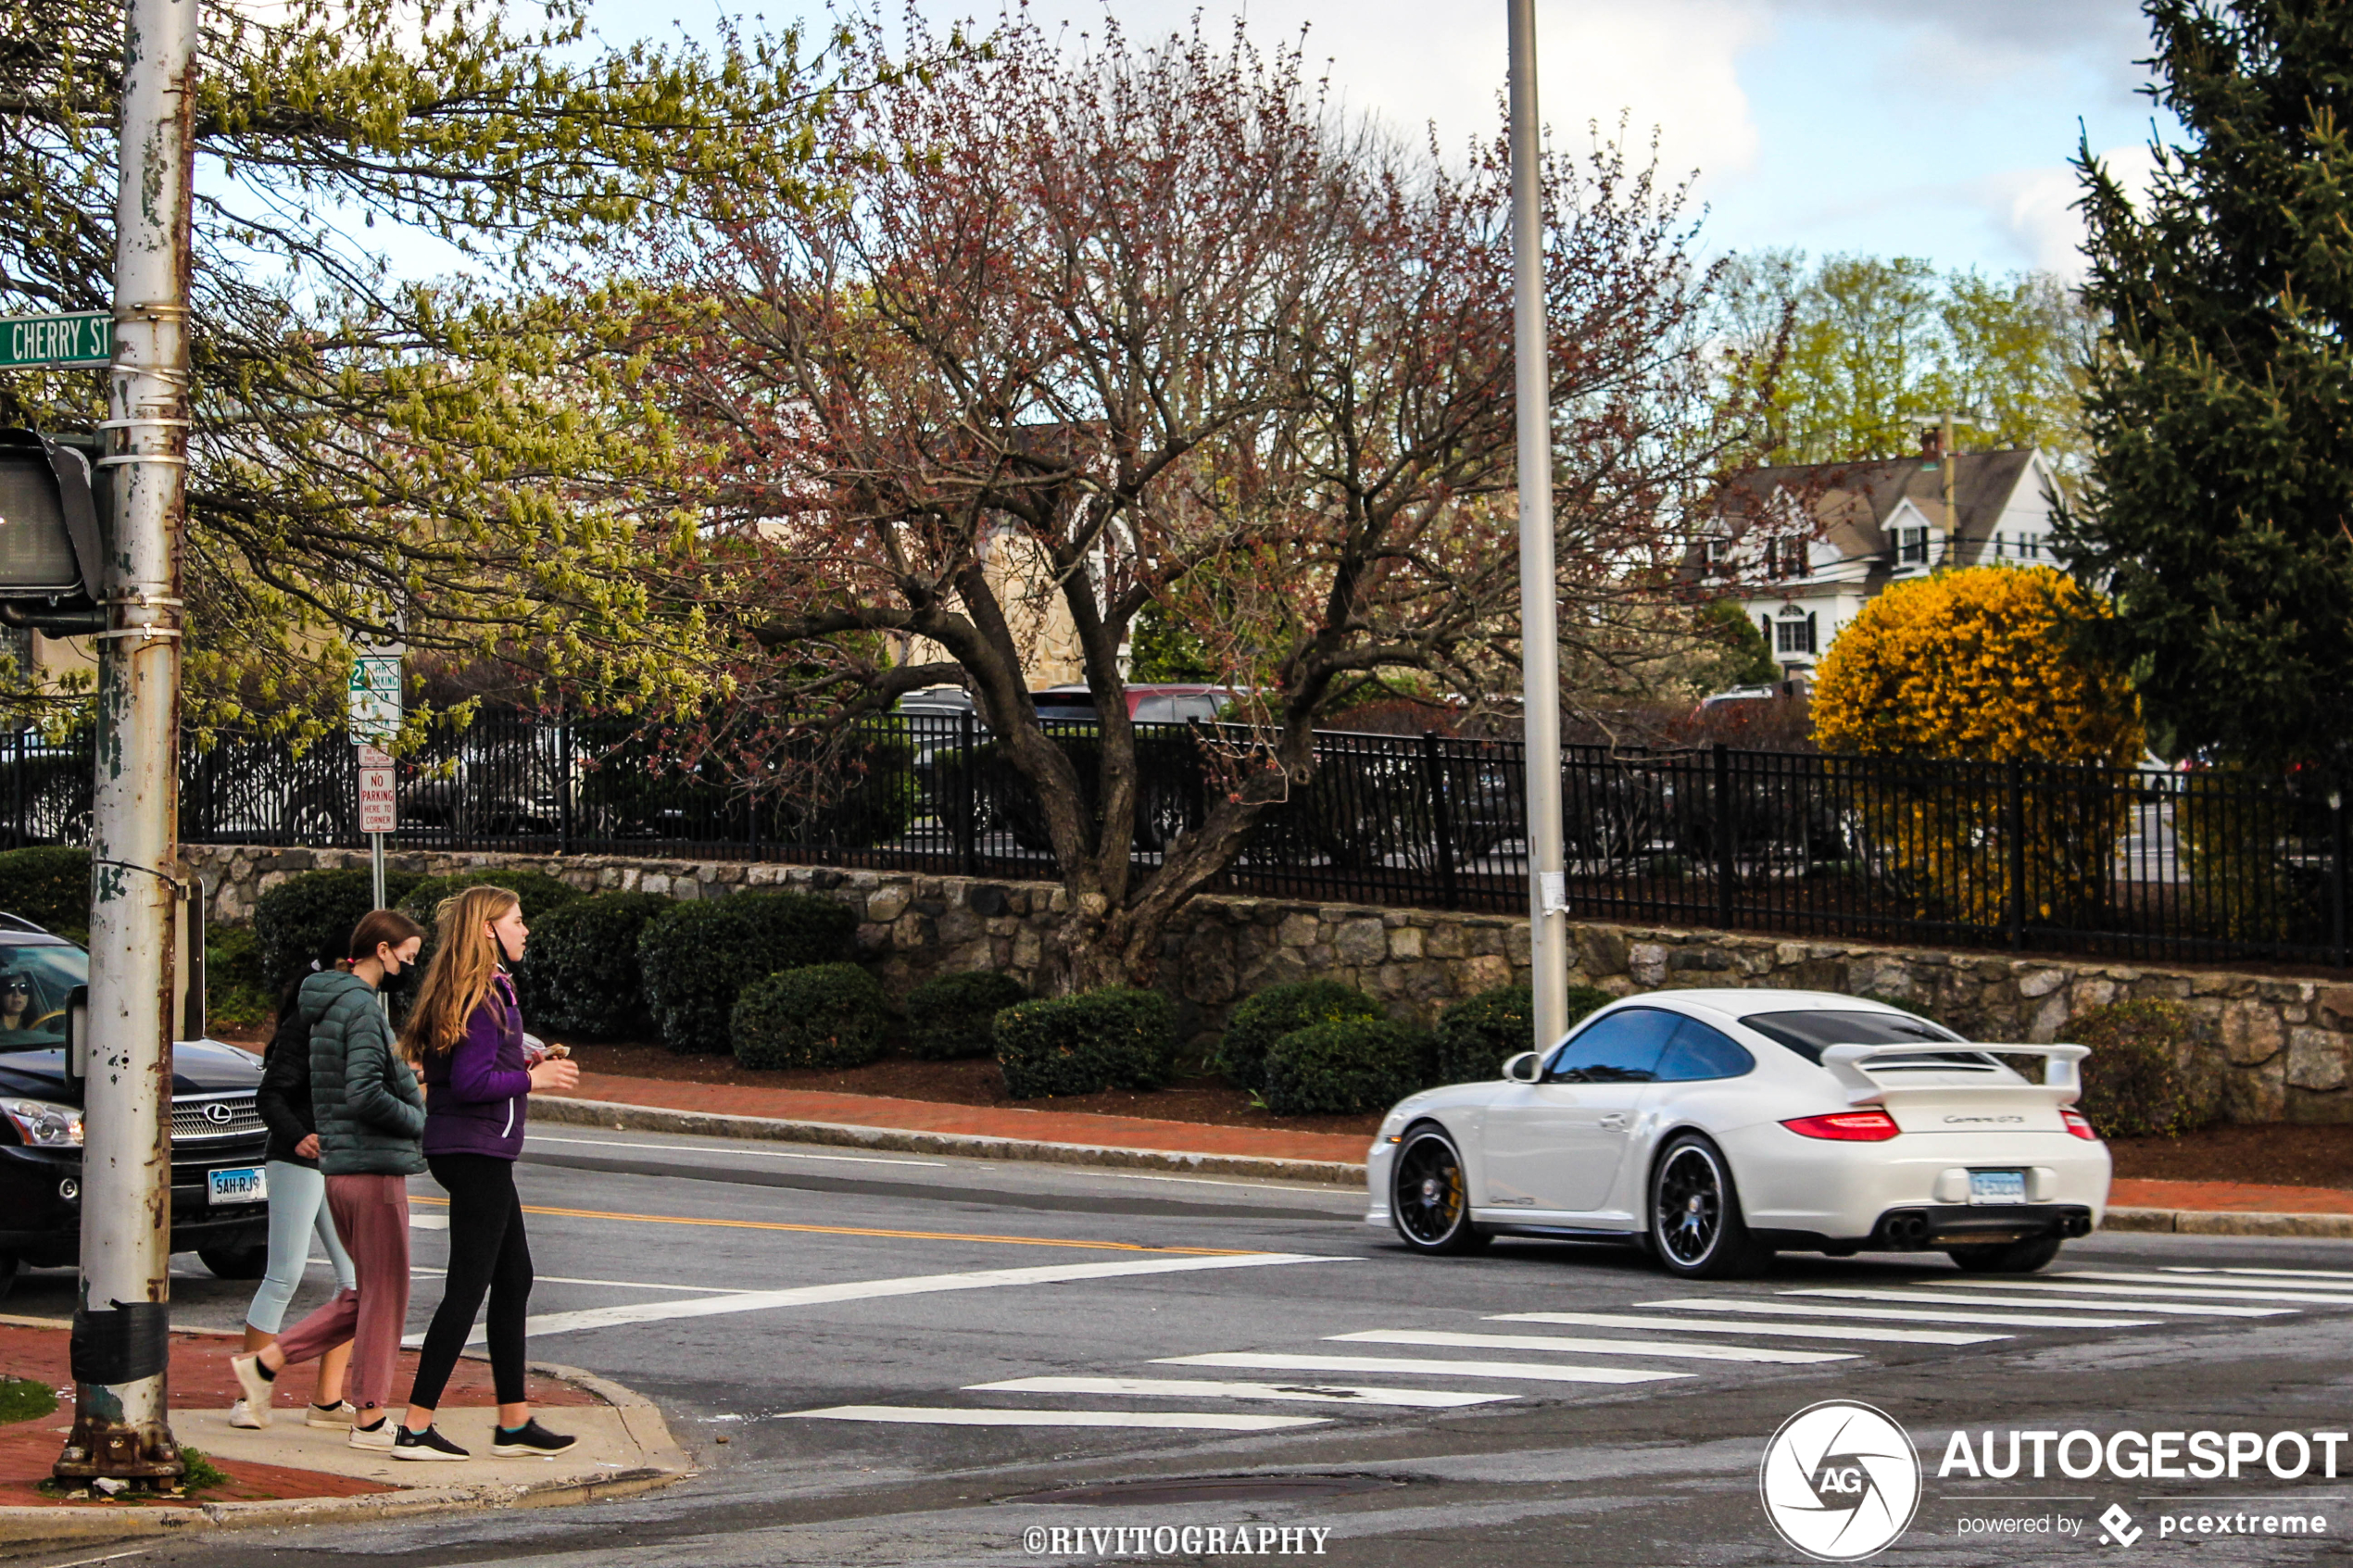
407, 1195, 1258, 1256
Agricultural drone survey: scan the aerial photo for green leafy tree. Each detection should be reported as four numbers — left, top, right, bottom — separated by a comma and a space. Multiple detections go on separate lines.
0, 0, 844, 740
2070, 0, 2353, 774
1716, 251, 2095, 471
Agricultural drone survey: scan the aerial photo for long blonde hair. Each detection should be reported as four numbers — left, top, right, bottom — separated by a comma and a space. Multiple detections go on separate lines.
400, 885, 521, 1059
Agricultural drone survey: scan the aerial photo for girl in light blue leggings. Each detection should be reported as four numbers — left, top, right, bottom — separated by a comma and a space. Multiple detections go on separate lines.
233, 968, 359, 1427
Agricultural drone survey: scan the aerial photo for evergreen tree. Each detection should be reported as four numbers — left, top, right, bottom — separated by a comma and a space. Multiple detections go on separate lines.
2070, 0, 2353, 773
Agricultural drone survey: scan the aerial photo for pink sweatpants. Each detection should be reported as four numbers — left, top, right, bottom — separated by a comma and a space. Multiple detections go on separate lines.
271, 1173, 411, 1411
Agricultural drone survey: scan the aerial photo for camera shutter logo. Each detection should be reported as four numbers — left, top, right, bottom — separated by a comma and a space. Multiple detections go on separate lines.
1758, 1399, 1921, 1561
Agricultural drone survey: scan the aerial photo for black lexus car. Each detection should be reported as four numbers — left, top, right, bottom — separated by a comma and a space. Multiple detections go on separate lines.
0, 918, 271, 1299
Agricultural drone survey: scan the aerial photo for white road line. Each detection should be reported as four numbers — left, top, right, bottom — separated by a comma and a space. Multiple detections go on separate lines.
409, 1252, 1352, 1347
1642, 1298, 2162, 1330
1491, 1311, 2008, 1346
528, 1135, 946, 1168
409, 1214, 448, 1230
1327, 1329, 1853, 1365
1782, 1287, 2288, 1319
1154, 1352, 1689, 1386
1943, 1279, 2353, 1307
967, 1377, 1515, 1409
2062, 1270, 2353, 1292
783, 1406, 1327, 1431
2163, 1267, 2353, 1280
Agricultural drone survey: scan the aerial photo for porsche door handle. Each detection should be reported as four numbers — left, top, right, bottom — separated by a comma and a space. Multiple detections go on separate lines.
1597, 1112, 1630, 1130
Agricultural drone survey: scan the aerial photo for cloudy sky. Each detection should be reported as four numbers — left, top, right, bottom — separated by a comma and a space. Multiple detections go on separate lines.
585, 0, 2179, 280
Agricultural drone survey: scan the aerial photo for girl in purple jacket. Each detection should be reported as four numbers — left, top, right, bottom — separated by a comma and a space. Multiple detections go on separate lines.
393, 885, 581, 1461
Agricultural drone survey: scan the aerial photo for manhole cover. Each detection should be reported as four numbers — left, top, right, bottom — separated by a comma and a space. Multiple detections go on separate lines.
1003, 1474, 1405, 1507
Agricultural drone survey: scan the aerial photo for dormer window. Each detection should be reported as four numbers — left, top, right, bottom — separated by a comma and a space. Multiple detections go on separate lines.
1894, 524, 1930, 566
1766, 537, 1809, 580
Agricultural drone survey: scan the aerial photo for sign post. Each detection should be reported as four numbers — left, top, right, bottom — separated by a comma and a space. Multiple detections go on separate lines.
55, 0, 198, 1492
348, 647, 403, 909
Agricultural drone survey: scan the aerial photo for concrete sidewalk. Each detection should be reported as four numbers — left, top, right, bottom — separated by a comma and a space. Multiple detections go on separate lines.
0, 1316, 690, 1549
538, 1073, 2353, 1238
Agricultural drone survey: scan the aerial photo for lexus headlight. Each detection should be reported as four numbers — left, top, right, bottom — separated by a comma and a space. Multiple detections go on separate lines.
1, 1098, 83, 1148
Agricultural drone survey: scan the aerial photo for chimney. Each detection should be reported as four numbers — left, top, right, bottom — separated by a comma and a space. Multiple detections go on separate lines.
1919, 426, 1944, 462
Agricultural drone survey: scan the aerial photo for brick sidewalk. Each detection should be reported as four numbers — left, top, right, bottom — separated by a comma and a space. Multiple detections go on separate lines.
554, 1070, 1375, 1163
2109, 1177, 2353, 1217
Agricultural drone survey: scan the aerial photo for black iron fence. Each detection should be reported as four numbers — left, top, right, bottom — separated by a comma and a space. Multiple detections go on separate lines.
3, 715, 2345, 969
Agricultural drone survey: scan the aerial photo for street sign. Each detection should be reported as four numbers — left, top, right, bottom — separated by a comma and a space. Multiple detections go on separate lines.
358, 761, 396, 834
346, 651, 402, 746
0, 312, 112, 370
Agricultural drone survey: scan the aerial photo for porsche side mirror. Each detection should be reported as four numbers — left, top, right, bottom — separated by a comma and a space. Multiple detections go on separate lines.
1503, 1051, 1541, 1084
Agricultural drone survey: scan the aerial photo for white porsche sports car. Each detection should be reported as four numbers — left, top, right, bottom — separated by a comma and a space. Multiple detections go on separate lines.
1365, 989, 2110, 1278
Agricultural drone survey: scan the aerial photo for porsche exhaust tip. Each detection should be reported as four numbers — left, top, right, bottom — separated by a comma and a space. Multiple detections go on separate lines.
1880, 1210, 1932, 1249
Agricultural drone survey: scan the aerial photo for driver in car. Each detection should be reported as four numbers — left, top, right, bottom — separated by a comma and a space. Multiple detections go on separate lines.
0, 972, 57, 1034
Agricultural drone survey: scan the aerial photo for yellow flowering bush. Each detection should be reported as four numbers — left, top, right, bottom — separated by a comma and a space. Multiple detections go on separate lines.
1811, 567, 2145, 932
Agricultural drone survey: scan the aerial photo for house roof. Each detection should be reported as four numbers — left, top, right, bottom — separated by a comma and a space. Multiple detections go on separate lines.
1705, 447, 2046, 592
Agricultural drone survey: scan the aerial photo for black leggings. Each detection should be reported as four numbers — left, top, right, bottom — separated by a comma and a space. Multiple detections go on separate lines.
408, 1153, 534, 1411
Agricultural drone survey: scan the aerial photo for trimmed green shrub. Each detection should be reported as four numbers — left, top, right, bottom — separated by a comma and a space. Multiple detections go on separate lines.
396, 869, 583, 944
204, 925, 273, 1027
2070, 999, 2225, 1139
637, 892, 859, 1053
0, 847, 89, 936
1428, 984, 1613, 1085
994, 987, 1176, 1098
733, 963, 890, 1070
1264, 1018, 1432, 1116
1214, 980, 1382, 1092
254, 868, 426, 994
905, 970, 1028, 1061
515, 893, 669, 1038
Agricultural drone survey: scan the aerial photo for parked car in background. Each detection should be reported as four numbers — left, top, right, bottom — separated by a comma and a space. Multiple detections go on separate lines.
0, 918, 270, 1298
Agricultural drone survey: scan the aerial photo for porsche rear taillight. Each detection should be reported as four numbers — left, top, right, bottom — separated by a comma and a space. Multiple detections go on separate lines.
1780, 1110, 1902, 1141
2061, 1108, 2100, 1141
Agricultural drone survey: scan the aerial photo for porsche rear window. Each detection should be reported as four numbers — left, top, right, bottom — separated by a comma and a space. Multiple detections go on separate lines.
1739, 1009, 1963, 1065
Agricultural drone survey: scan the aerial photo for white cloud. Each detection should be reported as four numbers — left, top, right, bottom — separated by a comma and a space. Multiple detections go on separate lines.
1980, 142, 2158, 278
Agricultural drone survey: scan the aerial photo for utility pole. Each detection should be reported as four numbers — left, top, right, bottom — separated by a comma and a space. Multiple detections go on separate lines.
1508, 0, 1569, 1052
55, 0, 198, 1489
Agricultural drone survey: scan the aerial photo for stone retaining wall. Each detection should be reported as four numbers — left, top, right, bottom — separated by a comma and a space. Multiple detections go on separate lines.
183, 845, 2353, 1124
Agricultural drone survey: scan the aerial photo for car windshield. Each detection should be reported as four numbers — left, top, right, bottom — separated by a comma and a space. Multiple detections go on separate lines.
1739, 1008, 1970, 1066
0, 944, 87, 1049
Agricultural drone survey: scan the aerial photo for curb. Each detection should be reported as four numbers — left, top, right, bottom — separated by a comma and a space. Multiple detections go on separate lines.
532, 1094, 1369, 1187
2102, 1206, 2353, 1240
0, 1357, 693, 1549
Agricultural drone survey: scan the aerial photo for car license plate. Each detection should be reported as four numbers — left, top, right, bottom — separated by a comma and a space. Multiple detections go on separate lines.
1969, 1168, 2027, 1206
208, 1167, 268, 1206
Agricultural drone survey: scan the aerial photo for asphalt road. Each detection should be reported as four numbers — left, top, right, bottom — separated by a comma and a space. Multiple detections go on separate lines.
14, 1125, 2353, 1567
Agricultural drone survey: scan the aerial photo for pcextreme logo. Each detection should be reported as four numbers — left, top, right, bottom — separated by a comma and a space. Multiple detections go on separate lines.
1759, 1400, 1923, 1562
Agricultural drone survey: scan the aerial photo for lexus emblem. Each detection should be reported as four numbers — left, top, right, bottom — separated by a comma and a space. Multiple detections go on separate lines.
202, 1101, 233, 1125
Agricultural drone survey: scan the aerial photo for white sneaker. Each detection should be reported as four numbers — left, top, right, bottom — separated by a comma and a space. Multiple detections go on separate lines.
347, 1416, 397, 1451
306, 1400, 356, 1429
227, 1399, 263, 1431
227, 1354, 274, 1427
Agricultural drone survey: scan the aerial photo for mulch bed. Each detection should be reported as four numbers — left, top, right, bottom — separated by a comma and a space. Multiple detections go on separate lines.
2107, 1123, 2353, 1192
543, 1037, 1390, 1139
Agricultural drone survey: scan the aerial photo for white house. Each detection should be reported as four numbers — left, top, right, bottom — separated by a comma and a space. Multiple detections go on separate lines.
1692, 433, 2065, 676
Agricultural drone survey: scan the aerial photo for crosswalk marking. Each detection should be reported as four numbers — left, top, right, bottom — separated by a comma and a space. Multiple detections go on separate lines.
966, 1377, 1516, 1408
1156, 1352, 1691, 1386
783, 1406, 1328, 1431
2163, 1266, 2353, 1281
2061, 1270, 2353, 1293
1782, 1287, 2289, 1318
1327, 1329, 1854, 1365
1490, 1310, 2009, 1346
1943, 1278, 2353, 1307
1642, 1297, 2161, 1329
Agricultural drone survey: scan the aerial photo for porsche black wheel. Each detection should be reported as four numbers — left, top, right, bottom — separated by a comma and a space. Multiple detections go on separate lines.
1390, 1125, 1489, 1255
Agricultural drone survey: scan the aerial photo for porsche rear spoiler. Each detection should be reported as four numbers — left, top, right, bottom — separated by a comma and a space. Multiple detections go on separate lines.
1819, 1041, 2089, 1108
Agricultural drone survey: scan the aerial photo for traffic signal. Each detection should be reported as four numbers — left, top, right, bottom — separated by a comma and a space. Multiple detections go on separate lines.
0, 428, 107, 633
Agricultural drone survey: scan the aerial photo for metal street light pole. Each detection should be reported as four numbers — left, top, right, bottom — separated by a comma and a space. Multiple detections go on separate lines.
1509, 0, 1568, 1051
55, 0, 198, 1489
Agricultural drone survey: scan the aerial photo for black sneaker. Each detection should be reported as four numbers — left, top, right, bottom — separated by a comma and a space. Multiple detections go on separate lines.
391, 1424, 471, 1461
489, 1419, 577, 1457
